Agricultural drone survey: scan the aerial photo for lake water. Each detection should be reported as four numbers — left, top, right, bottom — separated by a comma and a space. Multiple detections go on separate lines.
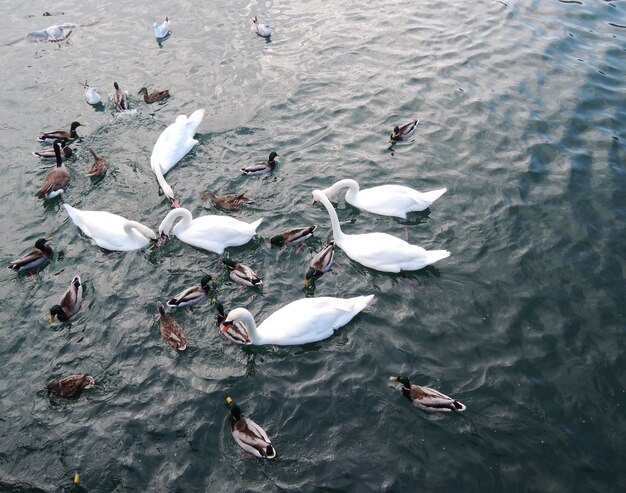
1, 1, 625, 491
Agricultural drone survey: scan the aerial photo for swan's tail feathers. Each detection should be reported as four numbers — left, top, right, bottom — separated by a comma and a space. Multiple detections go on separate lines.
350, 294, 375, 312
249, 217, 264, 232
63, 203, 79, 220
425, 249, 450, 266
420, 187, 447, 205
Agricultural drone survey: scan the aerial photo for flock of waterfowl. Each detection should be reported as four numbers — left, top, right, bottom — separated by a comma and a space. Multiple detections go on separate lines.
8, 13, 466, 465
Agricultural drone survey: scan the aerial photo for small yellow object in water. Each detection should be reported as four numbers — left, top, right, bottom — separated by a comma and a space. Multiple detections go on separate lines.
74, 472, 80, 484
226, 396, 233, 405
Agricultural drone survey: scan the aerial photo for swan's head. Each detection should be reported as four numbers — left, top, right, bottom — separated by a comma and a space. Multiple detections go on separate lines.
311, 189, 325, 205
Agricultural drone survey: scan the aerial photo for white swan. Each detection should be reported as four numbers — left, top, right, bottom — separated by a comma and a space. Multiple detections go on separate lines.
220, 295, 374, 346
158, 207, 263, 254
150, 109, 204, 206
320, 179, 447, 219
63, 204, 157, 251
312, 190, 450, 272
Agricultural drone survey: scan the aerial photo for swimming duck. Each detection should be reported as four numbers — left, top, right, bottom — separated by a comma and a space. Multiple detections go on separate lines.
319, 179, 447, 219
63, 204, 158, 251
219, 294, 374, 346
222, 258, 262, 287
49, 275, 83, 323
312, 190, 449, 272
38, 121, 83, 142
389, 376, 466, 413
304, 241, 335, 286
47, 374, 95, 398
81, 81, 101, 105
166, 275, 212, 309
390, 119, 418, 141
158, 208, 263, 255
201, 191, 254, 210
270, 225, 316, 247
113, 82, 129, 111
151, 109, 205, 207
8, 237, 53, 274
154, 17, 170, 39
86, 147, 107, 177
241, 151, 278, 175
138, 87, 170, 103
35, 140, 70, 199
226, 397, 276, 459
251, 16, 272, 38
32, 142, 74, 160
157, 301, 187, 350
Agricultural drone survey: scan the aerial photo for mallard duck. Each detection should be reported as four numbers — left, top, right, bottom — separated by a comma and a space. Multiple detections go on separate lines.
304, 241, 335, 286
320, 179, 447, 219
35, 140, 70, 199
138, 86, 170, 103
222, 258, 262, 287
390, 119, 418, 141
166, 275, 212, 309
153, 17, 170, 39
270, 225, 316, 247
201, 191, 254, 210
81, 81, 101, 105
226, 397, 276, 458
63, 204, 158, 251
38, 121, 83, 142
389, 376, 466, 413
241, 151, 278, 175
219, 294, 374, 345
158, 207, 263, 254
157, 301, 187, 350
86, 147, 107, 177
113, 82, 129, 111
312, 190, 450, 272
49, 275, 83, 322
251, 16, 272, 38
47, 374, 95, 398
8, 237, 53, 274
32, 142, 74, 160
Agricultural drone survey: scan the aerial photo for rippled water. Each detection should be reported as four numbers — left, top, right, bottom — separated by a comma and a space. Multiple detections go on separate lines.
1, 1, 625, 491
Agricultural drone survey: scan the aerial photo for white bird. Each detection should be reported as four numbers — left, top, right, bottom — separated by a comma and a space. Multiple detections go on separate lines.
153, 17, 170, 39
63, 204, 158, 252
219, 294, 374, 346
150, 109, 205, 207
320, 179, 447, 219
312, 190, 450, 273
25, 23, 76, 42
81, 81, 101, 105
158, 207, 263, 255
251, 16, 272, 37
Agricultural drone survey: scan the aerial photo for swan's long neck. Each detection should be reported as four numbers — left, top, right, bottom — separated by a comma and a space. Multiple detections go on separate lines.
159, 208, 193, 236
151, 160, 174, 199
238, 309, 259, 343
123, 221, 157, 242
322, 179, 359, 201
313, 190, 345, 243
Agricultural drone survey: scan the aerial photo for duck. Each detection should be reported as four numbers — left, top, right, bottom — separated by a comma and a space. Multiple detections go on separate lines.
219, 294, 374, 346
47, 374, 95, 398
154, 17, 170, 39
166, 275, 212, 309
241, 151, 278, 175
304, 241, 335, 286
8, 237, 53, 274
32, 141, 74, 160
35, 140, 70, 199
201, 191, 253, 210
390, 119, 418, 141
38, 121, 83, 142
222, 258, 262, 287
63, 203, 158, 252
81, 81, 101, 105
251, 16, 272, 38
319, 179, 447, 219
158, 207, 263, 255
215, 301, 226, 327
49, 275, 83, 323
270, 225, 316, 247
312, 190, 450, 272
113, 82, 129, 111
389, 376, 466, 413
86, 147, 107, 177
151, 109, 205, 207
138, 86, 170, 104
157, 301, 187, 350
226, 397, 276, 459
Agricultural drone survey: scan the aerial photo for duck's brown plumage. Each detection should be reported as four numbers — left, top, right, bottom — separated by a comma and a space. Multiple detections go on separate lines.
49, 275, 83, 323
38, 121, 83, 142
201, 191, 254, 210
35, 141, 70, 199
157, 301, 187, 350
113, 82, 129, 111
270, 225, 316, 247
47, 374, 95, 398
8, 237, 53, 273
138, 87, 171, 103
87, 147, 107, 177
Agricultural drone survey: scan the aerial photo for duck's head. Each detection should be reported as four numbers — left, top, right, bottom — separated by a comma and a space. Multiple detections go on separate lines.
390, 126, 401, 140
70, 121, 83, 131
304, 268, 317, 287
269, 235, 285, 247
138, 87, 148, 95
390, 375, 411, 388
268, 151, 279, 162
222, 258, 237, 270
35, 237, 53, 250
226, 396, 242, 420
200, 275, 212, 289
113, 82, 120, 91
48, 305, 65, 323
156, 301, 166, 316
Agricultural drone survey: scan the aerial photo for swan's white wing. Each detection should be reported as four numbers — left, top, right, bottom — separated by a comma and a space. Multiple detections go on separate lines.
175, 215, 259, 254
351, 185, 446, 217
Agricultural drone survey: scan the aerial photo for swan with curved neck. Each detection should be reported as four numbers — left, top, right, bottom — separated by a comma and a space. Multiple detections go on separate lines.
158, 207, 263, 254
220, 294, 374, 346
63, 204, 157, 251
312, 189, 450, 272
320, 179, 447, 219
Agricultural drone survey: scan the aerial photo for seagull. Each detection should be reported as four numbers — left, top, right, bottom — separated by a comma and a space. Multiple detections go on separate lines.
81, 81, 101, 105
154, 17, 170, 39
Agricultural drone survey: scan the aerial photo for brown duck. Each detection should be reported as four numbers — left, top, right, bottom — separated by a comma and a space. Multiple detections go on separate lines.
201, 191, 253, 210
138, 86, 171, 103
86, 147, 107, 177
47, 374, 95, 398
157, 301, 187, 351
35, 140, 70, 199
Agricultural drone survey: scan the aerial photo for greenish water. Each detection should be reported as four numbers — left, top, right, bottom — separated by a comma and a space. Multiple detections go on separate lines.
1, 1, 625, 491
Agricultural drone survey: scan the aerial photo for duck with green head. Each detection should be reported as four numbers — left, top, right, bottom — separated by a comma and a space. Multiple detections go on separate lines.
9, 237, 53, 274
222, 258, 262, 287
166, 275, 213, 311
38, 121, 84, 142
389, 375, 466, 413
49, 275, 82, 323
226, 396, 276, 459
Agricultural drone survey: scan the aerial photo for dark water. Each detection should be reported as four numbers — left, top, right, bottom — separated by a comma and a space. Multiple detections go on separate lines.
1, 1, 625, 491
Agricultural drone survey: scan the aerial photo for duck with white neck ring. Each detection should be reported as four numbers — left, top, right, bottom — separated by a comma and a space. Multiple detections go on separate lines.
311, 189, 450, 272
